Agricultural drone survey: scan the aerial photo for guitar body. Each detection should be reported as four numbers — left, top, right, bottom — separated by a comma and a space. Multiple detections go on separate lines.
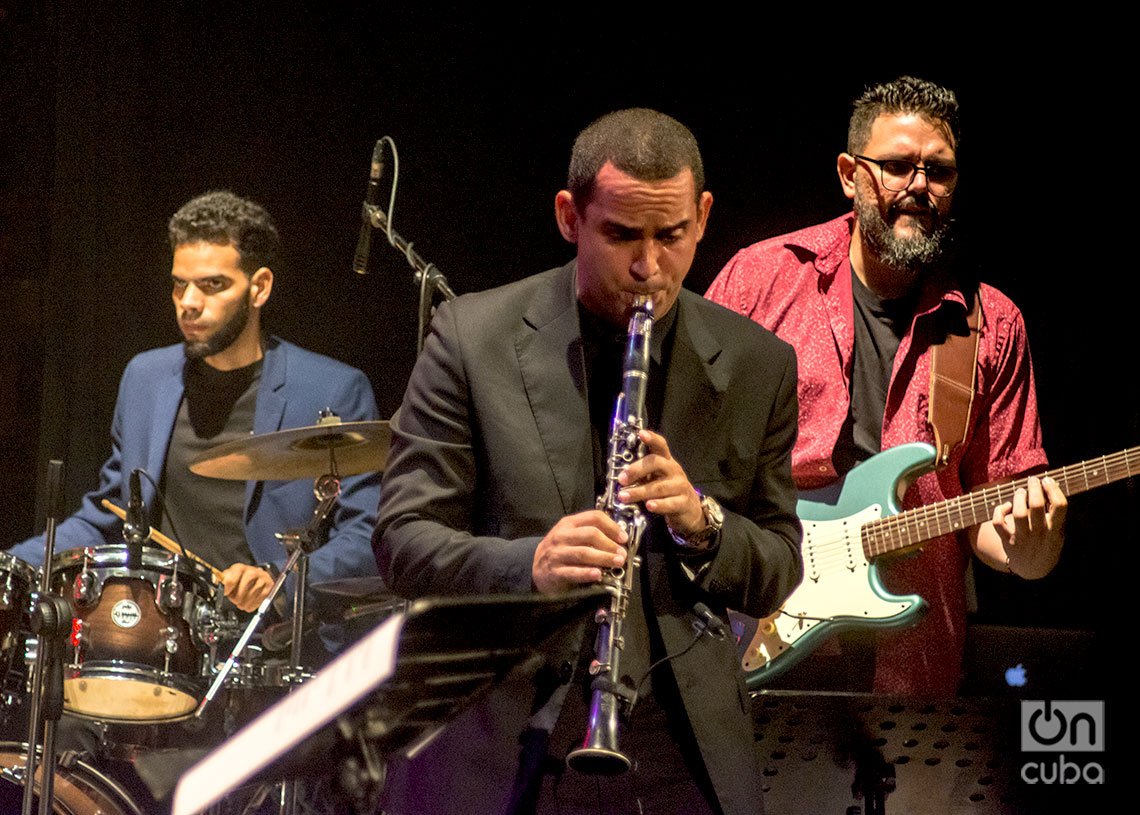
732, 442, 938, 689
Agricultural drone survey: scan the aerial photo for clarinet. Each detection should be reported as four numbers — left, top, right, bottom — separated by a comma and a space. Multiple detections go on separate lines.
566, 294, 654, 776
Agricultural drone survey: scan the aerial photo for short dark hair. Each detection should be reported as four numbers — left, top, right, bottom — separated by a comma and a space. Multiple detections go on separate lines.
847, 76, 961, 154
568, 108, 705, 209
168, 190, 279, 275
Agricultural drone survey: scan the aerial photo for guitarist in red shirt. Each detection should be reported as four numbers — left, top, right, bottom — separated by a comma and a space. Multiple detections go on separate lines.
707, 76, 1069, 697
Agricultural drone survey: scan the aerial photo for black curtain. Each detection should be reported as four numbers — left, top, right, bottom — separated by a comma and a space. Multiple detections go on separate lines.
2, 3, 1135, 661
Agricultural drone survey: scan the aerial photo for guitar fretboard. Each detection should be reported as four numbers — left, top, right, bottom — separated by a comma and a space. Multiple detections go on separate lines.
861, 446, 1140, 559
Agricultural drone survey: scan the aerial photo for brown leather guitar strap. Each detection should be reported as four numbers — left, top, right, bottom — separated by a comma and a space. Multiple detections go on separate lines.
928, 292, 982, 468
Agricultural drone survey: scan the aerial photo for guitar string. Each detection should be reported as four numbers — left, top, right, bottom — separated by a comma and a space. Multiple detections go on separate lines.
860, 448, 1138, 559
795, 449, 1139, 566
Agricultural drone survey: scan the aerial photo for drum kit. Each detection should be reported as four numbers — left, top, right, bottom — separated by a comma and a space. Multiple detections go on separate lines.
1, 416, 394, 814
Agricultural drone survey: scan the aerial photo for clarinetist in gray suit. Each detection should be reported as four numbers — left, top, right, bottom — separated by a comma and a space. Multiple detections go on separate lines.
374, 108, 803, 815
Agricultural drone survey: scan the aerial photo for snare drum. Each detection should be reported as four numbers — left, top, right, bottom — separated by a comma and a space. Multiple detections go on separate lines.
49, 545, 217, 723
0, 552, 35, 709
0, 741, 143, 815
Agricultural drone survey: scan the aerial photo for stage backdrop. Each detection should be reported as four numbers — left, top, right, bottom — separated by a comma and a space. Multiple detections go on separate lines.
2, 3, 1134, 694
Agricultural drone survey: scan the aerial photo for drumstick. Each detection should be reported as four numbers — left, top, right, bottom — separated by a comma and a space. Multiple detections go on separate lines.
101, 498, 224, 582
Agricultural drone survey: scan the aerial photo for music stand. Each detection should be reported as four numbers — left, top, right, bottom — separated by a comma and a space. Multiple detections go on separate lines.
171, 588, 603, 815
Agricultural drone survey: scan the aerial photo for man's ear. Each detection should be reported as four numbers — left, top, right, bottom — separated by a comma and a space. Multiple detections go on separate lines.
250, 267, 273, 307
837, 152, 858, 201
554, 190, 579, 243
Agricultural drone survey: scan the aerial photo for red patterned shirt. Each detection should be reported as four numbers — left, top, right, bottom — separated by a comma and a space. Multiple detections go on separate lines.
707, 212, 1048, 696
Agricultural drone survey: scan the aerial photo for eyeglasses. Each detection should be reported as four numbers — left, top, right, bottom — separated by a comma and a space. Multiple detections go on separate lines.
854, 155, 959, 198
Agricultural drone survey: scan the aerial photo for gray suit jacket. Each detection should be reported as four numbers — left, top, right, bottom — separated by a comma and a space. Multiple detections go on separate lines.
375, 262, 802, 815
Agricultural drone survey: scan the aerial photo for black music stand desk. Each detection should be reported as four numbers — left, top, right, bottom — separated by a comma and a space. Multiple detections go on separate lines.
171, 588, 603, 815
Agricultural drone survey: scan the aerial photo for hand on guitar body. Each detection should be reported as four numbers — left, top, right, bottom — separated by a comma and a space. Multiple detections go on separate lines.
973, 474, 1067, 580
732, 442, 1139, 688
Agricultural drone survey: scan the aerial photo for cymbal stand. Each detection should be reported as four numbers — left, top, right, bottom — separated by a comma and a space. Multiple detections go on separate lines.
196, 464, 341, 815
21, 460, 67, 815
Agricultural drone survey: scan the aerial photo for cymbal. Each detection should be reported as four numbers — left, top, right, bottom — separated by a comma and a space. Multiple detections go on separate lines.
309, 575, 394, 603
189, 419, 391, 481
309, 575, 402, 621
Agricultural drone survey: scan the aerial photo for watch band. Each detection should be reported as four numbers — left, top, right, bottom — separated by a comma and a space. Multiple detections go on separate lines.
670, 492, 723, 549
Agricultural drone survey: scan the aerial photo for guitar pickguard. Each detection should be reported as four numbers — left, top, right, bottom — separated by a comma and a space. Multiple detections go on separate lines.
732, 443, 935, 688
736, 504, 923, 677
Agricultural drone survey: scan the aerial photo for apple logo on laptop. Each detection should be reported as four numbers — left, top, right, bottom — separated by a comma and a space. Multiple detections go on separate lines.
1005, 663, 1028, 688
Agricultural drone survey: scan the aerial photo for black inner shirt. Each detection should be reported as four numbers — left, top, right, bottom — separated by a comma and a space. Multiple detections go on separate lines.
157, 356, 263, 572
833, 264, 919, 476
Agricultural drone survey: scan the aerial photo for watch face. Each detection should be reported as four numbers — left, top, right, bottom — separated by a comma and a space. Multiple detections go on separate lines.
702, 496, 724, 528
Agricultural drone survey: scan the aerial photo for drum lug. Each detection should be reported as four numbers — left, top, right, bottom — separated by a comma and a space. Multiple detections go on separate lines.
72, 569, 98, 606
157, 572, 184, 611
0, 575, 16, 611
163, 625, 180, 673
1, 761, 26, 785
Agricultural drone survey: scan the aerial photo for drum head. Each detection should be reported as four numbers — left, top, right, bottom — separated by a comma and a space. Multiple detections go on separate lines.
50, 544, 217, 592
63, 671, 200, 722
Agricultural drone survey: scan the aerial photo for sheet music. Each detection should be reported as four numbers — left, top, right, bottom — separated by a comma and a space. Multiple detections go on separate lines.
172, 611, 404, 815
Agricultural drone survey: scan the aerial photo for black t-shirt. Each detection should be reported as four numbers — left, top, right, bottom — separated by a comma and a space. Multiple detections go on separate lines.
157, 356, 263, 572
833, 263, 919, 476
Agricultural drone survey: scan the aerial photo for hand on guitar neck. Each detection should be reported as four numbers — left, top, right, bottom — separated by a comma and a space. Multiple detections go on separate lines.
971, 474, 1067, 580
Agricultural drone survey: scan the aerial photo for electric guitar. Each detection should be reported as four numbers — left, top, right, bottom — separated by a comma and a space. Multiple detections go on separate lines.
732, 441, 1139, 689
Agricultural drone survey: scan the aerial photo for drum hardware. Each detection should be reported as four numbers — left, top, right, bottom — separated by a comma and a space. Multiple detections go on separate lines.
70, 553, 97, 606
195, 476, 337, 719
156, 569, 185, 611
0, 553, 36, 712
100, 499, 224, 582
193, 419, 351, 815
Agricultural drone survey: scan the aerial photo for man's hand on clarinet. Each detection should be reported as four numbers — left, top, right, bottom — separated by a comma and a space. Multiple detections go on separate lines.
618, 430, 704, 537
532, 511, 628, 594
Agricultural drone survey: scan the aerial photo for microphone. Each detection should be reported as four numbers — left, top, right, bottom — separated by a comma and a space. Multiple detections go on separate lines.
352, 139, 386, 275
692, 602, 730, 640
124, 469, 149, 567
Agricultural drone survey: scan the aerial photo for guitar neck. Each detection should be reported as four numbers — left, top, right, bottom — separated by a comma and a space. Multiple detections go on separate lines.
862, 446, 1140, 560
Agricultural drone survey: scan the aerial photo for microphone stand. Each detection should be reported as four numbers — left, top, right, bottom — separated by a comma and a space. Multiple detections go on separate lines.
21, 460, 67, 815
353, 137, 458, 356
361, 200, 457, 355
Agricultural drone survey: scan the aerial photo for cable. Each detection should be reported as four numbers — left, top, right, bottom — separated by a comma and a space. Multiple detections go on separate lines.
134, 467, 190, 560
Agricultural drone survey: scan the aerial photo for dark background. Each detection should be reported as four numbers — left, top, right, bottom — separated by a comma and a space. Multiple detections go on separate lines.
2, 3, 1134, 699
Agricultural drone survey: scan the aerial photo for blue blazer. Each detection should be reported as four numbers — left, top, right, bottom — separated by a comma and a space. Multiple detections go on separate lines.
12, 336, 382, 591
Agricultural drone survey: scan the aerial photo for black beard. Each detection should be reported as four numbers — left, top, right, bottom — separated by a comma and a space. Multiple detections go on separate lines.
855, 193, 952, 276
183, 294, 251, 361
